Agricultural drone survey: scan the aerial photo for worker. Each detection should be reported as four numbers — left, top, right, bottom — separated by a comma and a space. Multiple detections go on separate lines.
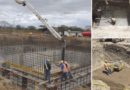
60, 60, 68, 81
64, 61, 73, 79
104, 60, 112, 75
44, 59, 51, 83
111, 18, 116, 25
93, 7, 102, 25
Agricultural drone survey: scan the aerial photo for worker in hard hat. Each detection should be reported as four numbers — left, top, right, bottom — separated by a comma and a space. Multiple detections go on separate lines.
44, 59, 51, 83
64, 61, 73, 79
104, 60, 112, 75
60, 60, 68, 81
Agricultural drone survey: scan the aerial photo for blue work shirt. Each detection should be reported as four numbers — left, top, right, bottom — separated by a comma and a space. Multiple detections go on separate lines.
60, 63, 64, 72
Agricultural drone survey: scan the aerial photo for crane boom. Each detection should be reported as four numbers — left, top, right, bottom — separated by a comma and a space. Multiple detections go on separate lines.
15, 0, 62, 40
15, 0, 66, 60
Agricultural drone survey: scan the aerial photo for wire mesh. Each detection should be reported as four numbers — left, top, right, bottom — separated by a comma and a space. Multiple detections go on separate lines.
0, 33, 91, 90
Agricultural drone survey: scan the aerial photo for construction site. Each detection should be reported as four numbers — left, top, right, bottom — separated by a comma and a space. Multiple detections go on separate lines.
0, 32, 91, 90
92, 39, 130, 90
0, 0, 91, 90
92, 0, 130, 38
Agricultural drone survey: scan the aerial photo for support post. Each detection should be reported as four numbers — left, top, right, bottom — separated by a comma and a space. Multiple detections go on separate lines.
61, 32, 66, 61
61, 44, 65, 61
22, 77, 27, 89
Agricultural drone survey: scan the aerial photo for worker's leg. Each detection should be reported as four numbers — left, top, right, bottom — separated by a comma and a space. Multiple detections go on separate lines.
108, 68, 112, 74
46, 70, 51, 83
44, 70, 47, 80
61, 72, 65, 81
65, 72, 68, 79
68, 72, 73, 79
107, 68, 112, 75
105, 68, 110, 75
61, 72, 67, 81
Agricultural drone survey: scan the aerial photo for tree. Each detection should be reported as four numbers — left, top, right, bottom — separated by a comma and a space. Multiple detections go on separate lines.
38, 25, 48, 32
27, 26, 36, 30
57, 25, 84, 33
16, 25, 22, 30
57, 25, 68, 32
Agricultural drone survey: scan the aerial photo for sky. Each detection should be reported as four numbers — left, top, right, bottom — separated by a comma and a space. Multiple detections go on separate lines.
0, 0, 91, 28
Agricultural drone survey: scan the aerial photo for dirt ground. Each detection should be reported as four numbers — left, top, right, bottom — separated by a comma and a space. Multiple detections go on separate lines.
92, 40, 105, 70
93, 39, 130, 90
0, 77, 22, 90
93, 68, 130, 90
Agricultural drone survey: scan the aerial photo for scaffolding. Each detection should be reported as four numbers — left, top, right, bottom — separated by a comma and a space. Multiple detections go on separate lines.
0, 33, 90, 90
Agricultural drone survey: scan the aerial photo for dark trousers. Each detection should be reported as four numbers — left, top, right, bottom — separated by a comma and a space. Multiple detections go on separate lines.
61, 72, 68, 81
45, 70, 51, 83
106, 68, 112, 75
68, 72, 73, 79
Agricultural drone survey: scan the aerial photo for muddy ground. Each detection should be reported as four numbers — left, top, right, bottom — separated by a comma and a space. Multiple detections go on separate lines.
93, 39, 130, 90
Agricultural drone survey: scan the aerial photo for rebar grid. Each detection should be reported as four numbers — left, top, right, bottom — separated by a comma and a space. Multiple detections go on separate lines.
0, 34, 90, 90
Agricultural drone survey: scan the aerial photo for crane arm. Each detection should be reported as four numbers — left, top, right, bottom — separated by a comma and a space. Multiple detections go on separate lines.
15, 0, 62, 40
105, 0, 109, 5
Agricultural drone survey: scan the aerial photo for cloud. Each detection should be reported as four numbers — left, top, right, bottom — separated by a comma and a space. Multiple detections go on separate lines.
0, 0, 91, 28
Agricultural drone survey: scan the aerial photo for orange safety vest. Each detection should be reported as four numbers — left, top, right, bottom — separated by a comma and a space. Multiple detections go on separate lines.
65, 62, 71, 72
63, 63, 68, 73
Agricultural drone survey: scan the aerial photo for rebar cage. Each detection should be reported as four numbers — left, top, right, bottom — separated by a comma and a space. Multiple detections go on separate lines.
0, 33, 91, 90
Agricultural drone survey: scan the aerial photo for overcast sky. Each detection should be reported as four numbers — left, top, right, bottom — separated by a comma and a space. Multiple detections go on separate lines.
0, 0, 91, 28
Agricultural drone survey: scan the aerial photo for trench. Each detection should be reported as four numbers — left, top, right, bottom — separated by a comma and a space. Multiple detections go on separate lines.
93, 41, 130, 90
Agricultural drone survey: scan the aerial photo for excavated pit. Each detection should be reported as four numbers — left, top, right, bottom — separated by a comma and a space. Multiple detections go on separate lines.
104, 44, 130, 64
93, 40, 130, 90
